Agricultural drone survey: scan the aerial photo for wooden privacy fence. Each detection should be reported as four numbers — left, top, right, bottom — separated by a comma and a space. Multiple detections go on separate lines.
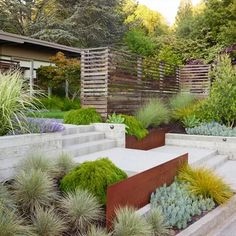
81, 47, 211, 117
179, 64, 211, 98
81, 47, 179, 117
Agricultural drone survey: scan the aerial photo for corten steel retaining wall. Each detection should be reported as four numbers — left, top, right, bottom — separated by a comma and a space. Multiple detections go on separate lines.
126, 128, 170, 150
106, 153, 188, 228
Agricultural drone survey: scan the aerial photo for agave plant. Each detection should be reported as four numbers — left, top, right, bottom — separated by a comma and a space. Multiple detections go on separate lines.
0, 70, 39, 135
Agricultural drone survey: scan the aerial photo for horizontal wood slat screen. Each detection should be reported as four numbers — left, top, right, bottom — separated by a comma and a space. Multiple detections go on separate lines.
81, 47, 211, 117
179, 64, 211, 98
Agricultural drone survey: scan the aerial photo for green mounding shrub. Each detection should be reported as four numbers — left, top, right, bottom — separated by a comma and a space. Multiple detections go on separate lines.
39, 96, 63, 110
55, 153, 75, 178
64, 108, 102, 125
113, 206, 153, 236
121, 115, 148, 140
150, 182, 215, 229
186, 122, 236, 136
145, 208, 170, 236
178, 164, 233, 205
0, 184, 15, 210
39, 96, 81, 112
0, 205, 33, 236
13, 169, 57, 214
18, 152, 55, 175
60, 158, 127, 204
0, 70, 39, 135
169, 93, 196, 120
135, 99, 170, 128
59, 188, 103, 233
196, 55, 236, 127
61, 98, 81, 111
32, 206, 67, 236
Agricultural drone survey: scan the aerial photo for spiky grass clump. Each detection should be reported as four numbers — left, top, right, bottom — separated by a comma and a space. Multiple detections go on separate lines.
169, 93, 196, 120
146, 208, 170, 236
87, 225, 112, 236
136, 99, 170, 128
0, 205, 33, 236
60, 188, 103, 233
0, 183, 15, 210
32, 206, 67, 236
55, 153, 75, 178
178, 164, 233, 204
13, 169, 57, 214
0, 70, 39, 135
113, 207, 152, 236
19, 152, 55, 175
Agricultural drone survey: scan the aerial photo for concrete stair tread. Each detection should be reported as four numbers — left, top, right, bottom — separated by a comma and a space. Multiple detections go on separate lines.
194, 154, 228, 170
150, 145, 217, 165
62, 124, 95, 135
65, 139, 115, 149
215, 161, 236, 192
62, 131, 104, 140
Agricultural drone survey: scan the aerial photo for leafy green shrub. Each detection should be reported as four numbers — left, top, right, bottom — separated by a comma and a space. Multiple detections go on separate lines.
106, 113, 125, 124
146, 208, 170, 236
186, 122, 236, 136
60, 188, 103, 233
113, 206, 152, 236
197, 56, 236, 127
60, 158, 127, 204
32, 206, 67, 236
178, 164, 233, 204
136, 99, 170, 128
150, 182, 215, 229
121, 115, 148, 140
13, 169, 57, 214
182, 115, 200, 128
61, 98, 80, 111
64, 108, 102, 125
39, 96, 63, 110
169, 93, 196, 120
0, 70, 38, 135
0, 205, 33, 236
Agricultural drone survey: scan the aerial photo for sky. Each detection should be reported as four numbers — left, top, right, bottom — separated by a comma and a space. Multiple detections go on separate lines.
138, 0, 201, 25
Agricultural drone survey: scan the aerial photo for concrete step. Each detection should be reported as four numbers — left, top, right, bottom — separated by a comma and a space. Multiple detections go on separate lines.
216, 161, 236, 192
63, 139, 116, 157
62, 124, 95, 135
62, 131, 105, 146
193, 154, 228, 170
150, 145, 218, 166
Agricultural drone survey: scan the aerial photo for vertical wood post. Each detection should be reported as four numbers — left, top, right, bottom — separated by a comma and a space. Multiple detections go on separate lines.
176, 66, 180, 92
137, 57, 143, 103
65, 80, 69, 98
29, 60, 34, 97
159, 61, 164, 92
80, 50, 85, 107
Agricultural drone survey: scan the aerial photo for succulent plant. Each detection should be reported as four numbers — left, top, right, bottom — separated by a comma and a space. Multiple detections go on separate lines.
150, 182, 215, 229
186, 122, 236, 137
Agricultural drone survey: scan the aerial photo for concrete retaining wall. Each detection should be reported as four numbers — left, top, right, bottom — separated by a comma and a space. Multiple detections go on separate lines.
166, 133, 236, 159
0, 123, 125, 181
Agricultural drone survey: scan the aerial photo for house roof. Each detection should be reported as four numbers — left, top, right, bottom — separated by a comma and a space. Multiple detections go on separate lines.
0, 31, 82, 54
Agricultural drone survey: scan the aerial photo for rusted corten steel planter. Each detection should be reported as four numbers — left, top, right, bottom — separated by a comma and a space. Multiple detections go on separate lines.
106, 153, 188, 228
126, 128, 170, 150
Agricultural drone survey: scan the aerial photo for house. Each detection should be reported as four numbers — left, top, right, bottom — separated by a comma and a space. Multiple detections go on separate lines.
0, 31, 81, 93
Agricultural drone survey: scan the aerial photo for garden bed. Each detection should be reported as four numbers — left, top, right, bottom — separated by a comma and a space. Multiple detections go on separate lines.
126, 127, 170, 150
